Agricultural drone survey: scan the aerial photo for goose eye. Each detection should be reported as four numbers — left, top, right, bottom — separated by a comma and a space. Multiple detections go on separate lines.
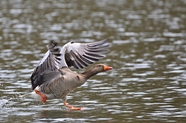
71, 41, 74, 44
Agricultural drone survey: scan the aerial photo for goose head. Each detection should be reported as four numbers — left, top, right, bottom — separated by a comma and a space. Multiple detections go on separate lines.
82, 64, 112, 79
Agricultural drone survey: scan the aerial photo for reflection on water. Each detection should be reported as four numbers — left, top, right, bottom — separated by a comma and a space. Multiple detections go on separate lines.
1, 0, 186, 122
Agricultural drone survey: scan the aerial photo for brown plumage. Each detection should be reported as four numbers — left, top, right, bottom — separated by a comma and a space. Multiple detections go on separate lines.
29, 39, 112, 110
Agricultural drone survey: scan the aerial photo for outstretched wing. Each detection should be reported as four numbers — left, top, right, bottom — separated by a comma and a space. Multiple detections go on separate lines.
30, 39, 110, 90
57, 39, 110, 69
31, 41, 61, 90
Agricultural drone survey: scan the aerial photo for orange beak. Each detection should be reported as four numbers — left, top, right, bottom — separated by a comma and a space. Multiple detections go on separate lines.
103, 65, 112, 71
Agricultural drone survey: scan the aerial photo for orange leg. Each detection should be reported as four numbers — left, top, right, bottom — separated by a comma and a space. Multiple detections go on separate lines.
64, 101, 82, 110
34, 89, 47, 103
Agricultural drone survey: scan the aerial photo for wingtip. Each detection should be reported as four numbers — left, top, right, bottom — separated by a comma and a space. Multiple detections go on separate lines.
105, 39, 111, 46
50, 40, 58, 45
104, 38, 109, 42
88, 39, 110, 47
101, 39, 111, 47
102, 38, 110, 43
47, 40, 58, 50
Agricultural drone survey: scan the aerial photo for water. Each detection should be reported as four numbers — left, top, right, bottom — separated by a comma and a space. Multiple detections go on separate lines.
1, 0, 186, 122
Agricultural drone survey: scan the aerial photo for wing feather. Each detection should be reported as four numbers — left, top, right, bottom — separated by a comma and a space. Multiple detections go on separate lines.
60, 39, 110, 69
31, 41, 61, 90
30, 39, 110, 89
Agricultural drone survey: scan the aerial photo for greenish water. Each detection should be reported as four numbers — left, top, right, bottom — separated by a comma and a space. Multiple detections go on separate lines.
1, 0, 186, 122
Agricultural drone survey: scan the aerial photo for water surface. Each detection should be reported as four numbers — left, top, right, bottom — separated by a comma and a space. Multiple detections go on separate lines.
1, 0, 186, 122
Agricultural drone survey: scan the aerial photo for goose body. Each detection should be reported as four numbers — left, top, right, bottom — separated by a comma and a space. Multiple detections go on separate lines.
29, 39, 112, 110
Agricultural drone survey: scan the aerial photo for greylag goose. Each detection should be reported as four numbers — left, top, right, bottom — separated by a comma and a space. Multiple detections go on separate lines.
29, 39, 112, 110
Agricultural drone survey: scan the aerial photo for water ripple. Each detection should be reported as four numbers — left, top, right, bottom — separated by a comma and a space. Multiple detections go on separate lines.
1, 0, 186, 123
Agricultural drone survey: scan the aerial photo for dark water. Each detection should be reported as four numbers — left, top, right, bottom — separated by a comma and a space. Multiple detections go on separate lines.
1, 0, 186, 122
